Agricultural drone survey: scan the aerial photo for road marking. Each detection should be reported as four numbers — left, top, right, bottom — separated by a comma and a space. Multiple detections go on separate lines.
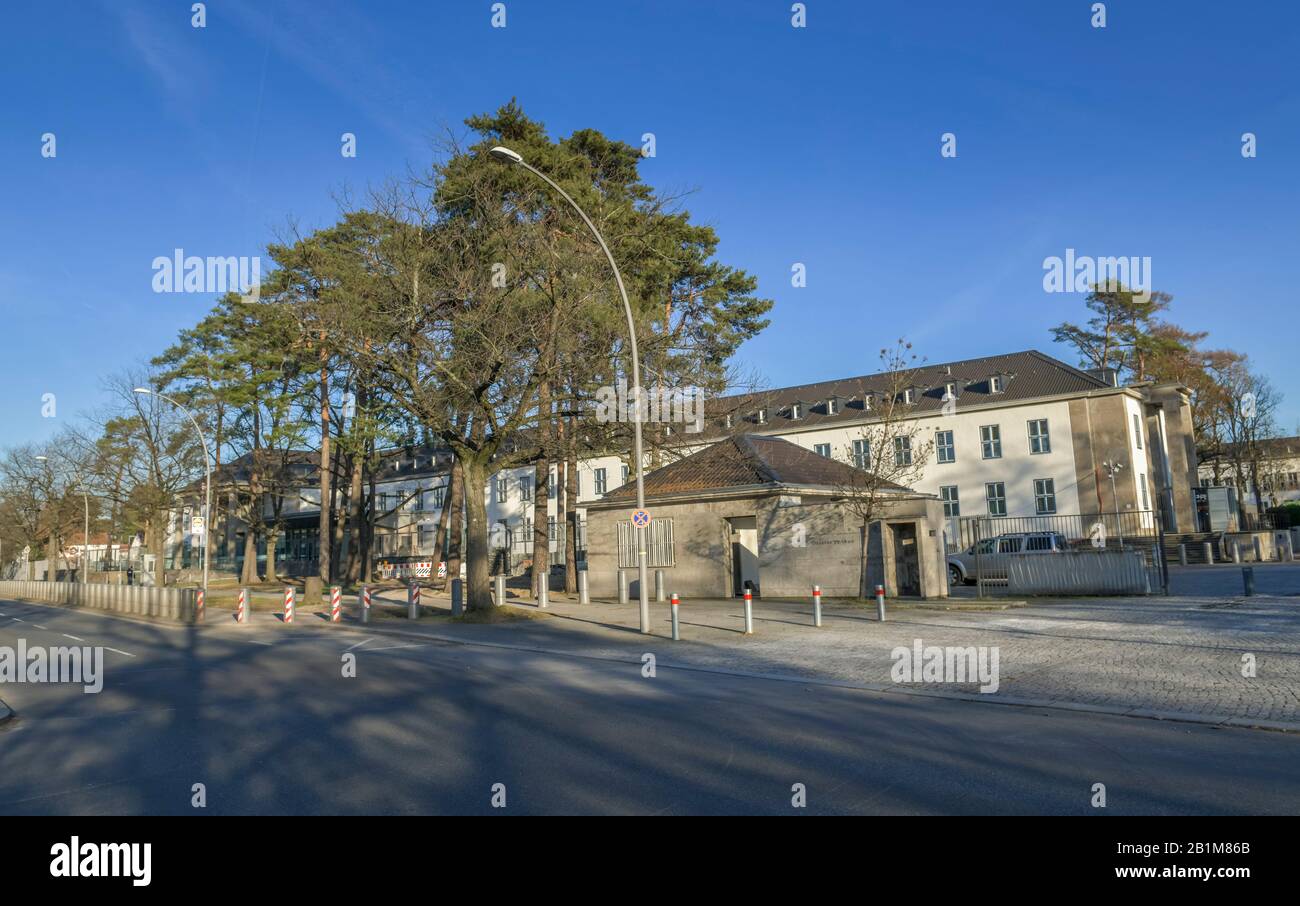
33, 624, 47, 630
12, 618, 23, 622
103, 647, 136, 658
62, 634, 85, 642
345, 638, 375, 651
364, 643, 427, 653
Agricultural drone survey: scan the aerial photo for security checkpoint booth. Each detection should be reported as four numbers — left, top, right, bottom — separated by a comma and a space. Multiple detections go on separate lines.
584, 435, 948, 601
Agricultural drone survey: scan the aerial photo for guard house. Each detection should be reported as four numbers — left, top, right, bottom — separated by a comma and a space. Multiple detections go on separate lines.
585, 435, 948, 600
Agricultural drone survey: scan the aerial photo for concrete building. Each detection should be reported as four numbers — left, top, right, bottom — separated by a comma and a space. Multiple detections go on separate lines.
585, 435, 948, 599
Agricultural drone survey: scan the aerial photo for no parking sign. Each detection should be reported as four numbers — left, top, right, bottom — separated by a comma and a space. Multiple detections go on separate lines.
631, 509, 651, 528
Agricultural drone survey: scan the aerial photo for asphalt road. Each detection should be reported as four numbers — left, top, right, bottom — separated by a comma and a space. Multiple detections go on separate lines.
2, 598, 1299, 815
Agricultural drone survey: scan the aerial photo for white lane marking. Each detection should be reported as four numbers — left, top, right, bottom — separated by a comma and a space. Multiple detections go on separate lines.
103, 647, 136, 658
12, 618, 23, 622
33, 624, 47, 630
246, 639, 274, 646
345, 637, 375, 651
62, 634, 85, 642
364, 643, 427, 653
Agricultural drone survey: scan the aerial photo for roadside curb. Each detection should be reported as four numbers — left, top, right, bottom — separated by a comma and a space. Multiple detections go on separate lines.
314, 612, 1300, 735
0, 698, 13, 725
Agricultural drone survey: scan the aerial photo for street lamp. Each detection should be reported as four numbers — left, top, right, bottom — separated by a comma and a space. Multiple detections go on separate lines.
134, 388, 212, 596
35, 454, 90, 584
488, 145, 651, 633
1102, 459, 1125, 550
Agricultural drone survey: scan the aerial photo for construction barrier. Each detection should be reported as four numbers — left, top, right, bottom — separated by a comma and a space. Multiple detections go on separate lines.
283, 587, 296, 624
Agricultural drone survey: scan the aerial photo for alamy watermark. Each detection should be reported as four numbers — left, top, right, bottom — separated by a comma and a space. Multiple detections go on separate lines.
152, 248, 261, 302
1042, 248, 1151, 303
0, 640, 104, 693
593, 379, 705, 433
890, 639, 1000, 693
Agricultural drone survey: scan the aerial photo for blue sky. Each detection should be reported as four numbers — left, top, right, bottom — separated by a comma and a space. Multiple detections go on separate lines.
1, 0, 1297, 449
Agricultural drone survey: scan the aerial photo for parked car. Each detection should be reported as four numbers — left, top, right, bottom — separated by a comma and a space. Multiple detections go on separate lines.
947, 531, 1068, 585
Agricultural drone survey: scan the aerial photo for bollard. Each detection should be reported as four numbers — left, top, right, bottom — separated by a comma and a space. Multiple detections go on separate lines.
875, 584, 886, 622
1254, 537, 1264, 563
1232, 543, 1241, 564
283, 586, 296, 624
812, 584, 822, 628
1178, 543, 1187, 566
578, 570, 590, 606
451, 578, 463, 617
1243, 566, 1255, 597
408, 584, 420, 620
196, 588, 205, 624
1203, 541, 1214, 564
537, 573, 549, 609
237, 588, 250, 624
618, 570, 629, 605
330, 586, 342, 623
742, 588, 754, 635
360, 585, 372, 624
670, 592, 680, 641
654, 569, 665, 603
493, 574, 506, 607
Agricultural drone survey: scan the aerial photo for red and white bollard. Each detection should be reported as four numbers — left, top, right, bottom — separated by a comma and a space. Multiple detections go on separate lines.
407, 584, 420, 620
875, 584, 886, 622
195, 588, 205, 624
360, 585, 372, 624
330, 586, 342, 623
670, 592, 681, 641
236, 588, 249, 624
812, 584, 822, 627
742, 588, 754, 635
284, 586, 296, 624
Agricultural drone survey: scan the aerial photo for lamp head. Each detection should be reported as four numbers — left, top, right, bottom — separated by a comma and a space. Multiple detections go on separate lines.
489, 145, 524, 165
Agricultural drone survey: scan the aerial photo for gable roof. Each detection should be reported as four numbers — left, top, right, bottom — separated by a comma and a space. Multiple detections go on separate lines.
598, 434, 911, 503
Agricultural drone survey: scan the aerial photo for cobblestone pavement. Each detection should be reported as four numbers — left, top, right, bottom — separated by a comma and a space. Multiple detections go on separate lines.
355, 581, 1300, 729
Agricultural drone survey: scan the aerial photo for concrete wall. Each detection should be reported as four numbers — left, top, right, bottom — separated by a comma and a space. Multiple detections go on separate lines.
0, 581, 200, 622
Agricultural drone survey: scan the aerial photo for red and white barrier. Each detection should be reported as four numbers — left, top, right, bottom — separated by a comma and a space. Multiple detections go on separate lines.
284, 586, 296, 624
236, 588, 249, 624
330, 586, 342, 623
196, 588, 205, 623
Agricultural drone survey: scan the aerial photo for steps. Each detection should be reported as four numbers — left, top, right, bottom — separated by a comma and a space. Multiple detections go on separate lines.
1163, 532, 1224, 564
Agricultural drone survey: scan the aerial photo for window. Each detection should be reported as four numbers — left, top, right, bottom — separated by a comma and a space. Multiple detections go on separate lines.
903, 388, 916, 404
790, 403, 802, 419
519, 476, 532, 502
1132, 413, 1143, 450
893, 436, 912, 466
980, 425, 1002, 459
1025, 533, 1054, 551
827, 398, 839, 415
621, 465, 629, 486
548, 471, 557, 499
996, 536, 1021, 553
936, 430, 955, 463
990, 375, 1004, 393
756, 408, 768, 425
413, 488, 424, 511
813, 443, 831, 458
985, 482, 1007, 516
430, 486, 446, 508
496, 477, 509, 503
1033, 478, 1056, 514
940, 485, 960, 518
594, 468, 608, 496
723, 414, 734, 429
944, 381, 958, 399
1027, 419, 1050, 454
852, 438, 870, 470
862, 395, 872, 411
1139, 474, 1150, 510
418, 523, 435, 551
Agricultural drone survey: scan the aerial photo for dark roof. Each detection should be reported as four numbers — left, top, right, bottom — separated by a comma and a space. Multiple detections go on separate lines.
708, 350, 1110, 435
599, 434, 911, 503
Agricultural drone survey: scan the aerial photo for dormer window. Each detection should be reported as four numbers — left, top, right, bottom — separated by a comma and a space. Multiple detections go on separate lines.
862, 395, 872, 411
903, 388, 916, 405
723, 413, 734, 429
826, 397, 839, 416
790, 402, 802, 420
944, 381, 958, 399
990, 375, 1005, 394
756, 407, 768, 425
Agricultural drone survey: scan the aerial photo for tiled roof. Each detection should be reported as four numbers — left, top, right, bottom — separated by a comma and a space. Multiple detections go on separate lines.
708, 350, 1110, 435
600, 434, 910, 502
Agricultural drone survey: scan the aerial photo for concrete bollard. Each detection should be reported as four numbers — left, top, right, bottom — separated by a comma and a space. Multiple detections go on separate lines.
875, 584, 886, 622
408, 584, 420, 620
742, 588, 754, 635
618, 570, 629, 605
1243, 567, 1255, 597
451, 578, 464, 617
1204, 541, 1214, 565
359, 585, 371, 624
330, 586, 342, 623
1178, 543, 1188, 566
283, 586, 296, 624
578, 570, 590, 606
654, 569, 665, 603
1254, 537, 1264, 563
670, 592, 680, 641
1232, 543, 1241, 564
493, 574, 506, 607
812, 584, 822, 627
237, 588, 250, 624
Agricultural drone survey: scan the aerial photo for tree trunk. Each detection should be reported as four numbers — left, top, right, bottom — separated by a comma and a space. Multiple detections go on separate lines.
461, 456, 492, 610
265, 529, 279, 584
429, 472, 453, 590
318, 352, 332, 583
564, 414, 578, 593
241, 525, 259, 585
531, 381, 551, 600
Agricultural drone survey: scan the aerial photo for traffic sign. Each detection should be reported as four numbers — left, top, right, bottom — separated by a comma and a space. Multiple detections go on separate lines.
191, 516, 206, 536
631, 509, 651, 528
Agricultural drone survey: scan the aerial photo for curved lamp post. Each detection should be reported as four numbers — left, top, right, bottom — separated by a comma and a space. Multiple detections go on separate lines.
488, 145, 651, 633
134, 388, 212, 596
35, 454, 89, 584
